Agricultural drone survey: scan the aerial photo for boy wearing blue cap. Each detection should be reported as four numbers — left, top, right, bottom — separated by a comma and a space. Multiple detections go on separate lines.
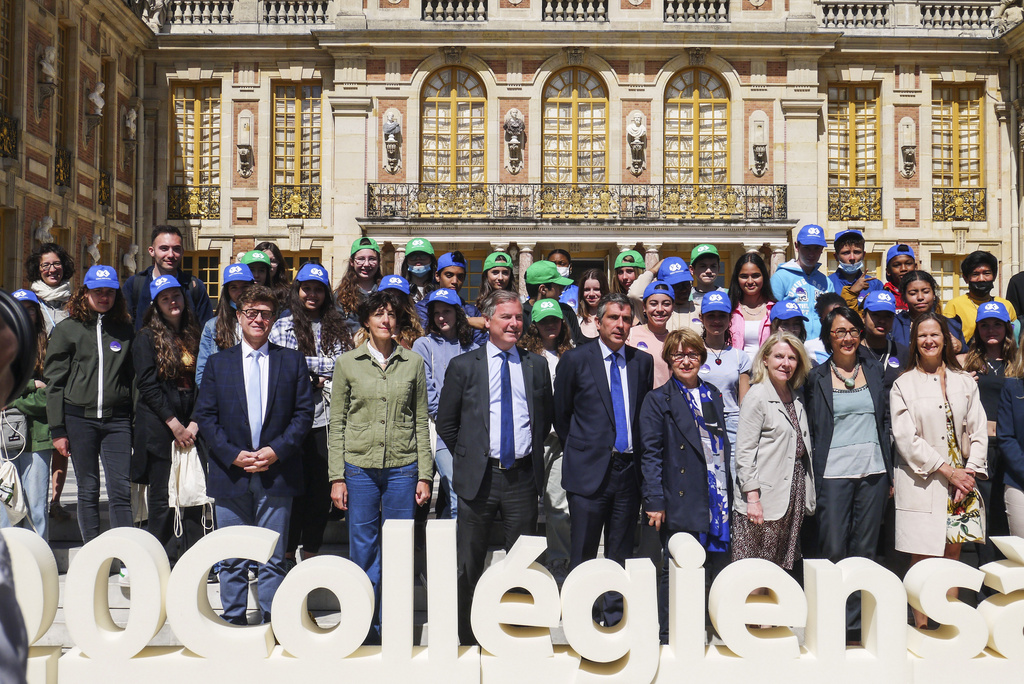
828, 229, 883, 313
860, 290, 908, 393
883, 243, 916, 312
770, 224, 835, 340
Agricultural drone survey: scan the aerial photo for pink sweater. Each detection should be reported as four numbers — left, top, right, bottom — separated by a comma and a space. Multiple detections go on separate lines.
729, 302, 773, 353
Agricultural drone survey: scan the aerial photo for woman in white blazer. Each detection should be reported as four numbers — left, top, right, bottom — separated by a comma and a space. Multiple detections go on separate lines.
732, 330, 815, 570
890, 312, 987, 629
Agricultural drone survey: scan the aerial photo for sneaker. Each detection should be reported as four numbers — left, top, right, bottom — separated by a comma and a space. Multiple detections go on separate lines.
49, 502, 72, 522
118, 567, 130, 587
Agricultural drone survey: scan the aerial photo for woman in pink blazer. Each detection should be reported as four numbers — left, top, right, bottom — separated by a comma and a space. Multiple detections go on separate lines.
728, 253, 776, 363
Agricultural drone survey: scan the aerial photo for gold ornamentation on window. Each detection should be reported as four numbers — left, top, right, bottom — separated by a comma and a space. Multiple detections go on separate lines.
421, 67, 486, 183
542, 68, 607, 183
932, 187, 986, 221
827, 187, 882, 221
665, 68, 730, 185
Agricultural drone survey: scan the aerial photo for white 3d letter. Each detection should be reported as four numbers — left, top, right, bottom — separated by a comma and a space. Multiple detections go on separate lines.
1, 528, 59, 644
665, 533, 708, 660
979, 536, 1024, 658
904, 557, 986, 659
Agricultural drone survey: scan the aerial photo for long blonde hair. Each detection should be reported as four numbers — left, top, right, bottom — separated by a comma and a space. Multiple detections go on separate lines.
751, 330, 811, 390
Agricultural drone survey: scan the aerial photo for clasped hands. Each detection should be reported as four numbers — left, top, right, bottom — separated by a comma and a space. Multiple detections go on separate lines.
233, 447, 278, 473
944, 465, 976, 503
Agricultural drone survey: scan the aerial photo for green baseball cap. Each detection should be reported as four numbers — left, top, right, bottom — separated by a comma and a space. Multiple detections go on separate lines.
351, 236, 380, 256
483, 251, 514, 273
241, 250, 271, 266
405, 237, 434, 257
532, 299, 564, 322
690, 244, 719, 262
614, 250, 645, 270
525, 260, 573, 286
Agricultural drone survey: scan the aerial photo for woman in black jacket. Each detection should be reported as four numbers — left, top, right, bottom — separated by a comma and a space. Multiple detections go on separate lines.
132, 275, 205, 559
804, 306, 891, 641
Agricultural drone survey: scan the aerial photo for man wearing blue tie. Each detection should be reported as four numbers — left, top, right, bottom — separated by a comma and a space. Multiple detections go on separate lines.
436, 290, 554, 645
194, 285, 315, 625
554, 292, 654, 626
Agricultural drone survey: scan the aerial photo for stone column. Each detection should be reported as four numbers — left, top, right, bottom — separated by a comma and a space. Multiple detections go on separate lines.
741, 242, 765, 254
327, 74, 372, 276
781, 95, 825, 228
490, 241, 510, 254
769, 242, 789, 275
643, 243, 662, 271
517, 242, 535, 294
393, 246, 406, 275
616, 242, 637, 253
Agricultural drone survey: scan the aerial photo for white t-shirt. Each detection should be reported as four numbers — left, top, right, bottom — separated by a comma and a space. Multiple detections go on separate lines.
698, 346, 752, 417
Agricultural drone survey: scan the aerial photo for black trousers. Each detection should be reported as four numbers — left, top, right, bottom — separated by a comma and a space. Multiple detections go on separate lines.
456, 460, 538, 645
65, 413, 133, 543
286, 427, 331, 555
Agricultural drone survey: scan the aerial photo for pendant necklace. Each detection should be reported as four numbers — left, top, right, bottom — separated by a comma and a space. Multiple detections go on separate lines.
709, 346, 725, 366
830, 360, 861, 389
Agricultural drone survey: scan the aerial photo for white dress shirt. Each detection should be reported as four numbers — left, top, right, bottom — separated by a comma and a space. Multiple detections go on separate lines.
597, 338, 632, 453
242, 339, 270, 429
487, 342, 532, 460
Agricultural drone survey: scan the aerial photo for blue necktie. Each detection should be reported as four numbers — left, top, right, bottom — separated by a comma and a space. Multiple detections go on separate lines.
609, 352, 629, 453
499, 351, 515, 468
248, 351, 263, 450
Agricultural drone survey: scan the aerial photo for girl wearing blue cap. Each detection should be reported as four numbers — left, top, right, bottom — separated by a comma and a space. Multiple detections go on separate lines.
270, 264, 353, 565
1, 290, 52, 538
698, 292, 752, 465
43, 266, 135, 545
132, 274, 206, 561
196, 262, 256, 387
628, 280, 675, 387
376, 275, 425, 349
411, 288, 481, 521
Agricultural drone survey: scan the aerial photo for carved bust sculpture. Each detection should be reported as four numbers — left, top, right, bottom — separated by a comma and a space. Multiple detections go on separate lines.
503, 108, 525, 175
122, 243, 140, 274
125, 109, 138, 141
89, 83, 105, 116
383, 109, 403, 174
626, 112, 647, 176
40, 47, 57, 83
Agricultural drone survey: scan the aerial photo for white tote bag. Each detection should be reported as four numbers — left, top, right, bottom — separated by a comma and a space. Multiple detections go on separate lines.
168, 442, 214, 538
0, 409, 28, 526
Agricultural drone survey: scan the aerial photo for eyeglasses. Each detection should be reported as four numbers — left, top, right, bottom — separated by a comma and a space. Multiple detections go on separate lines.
40, 262, 62, 271
353, 256, 379, 265
831, 328, 862, 339
670, 352, 702, 362
240, 309, 274, 321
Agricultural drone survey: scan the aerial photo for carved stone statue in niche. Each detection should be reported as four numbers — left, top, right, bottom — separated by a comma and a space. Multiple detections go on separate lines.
122, 243, 140, 274
33, 217, 54, 243
87, 235, 102, 265
89, 83, 105, 116
40, 47, 57, 83
503, 108, 525, 175
626, 111, 647, 177
125, 108, 138, 141
382, 109, 403, 174
994, 0, 1024, 34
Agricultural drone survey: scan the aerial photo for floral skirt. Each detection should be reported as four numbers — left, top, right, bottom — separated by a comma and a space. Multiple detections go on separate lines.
730, 457, 806, 570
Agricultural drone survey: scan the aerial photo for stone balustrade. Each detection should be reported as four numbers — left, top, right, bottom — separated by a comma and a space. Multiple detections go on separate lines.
665, 0, 730, 24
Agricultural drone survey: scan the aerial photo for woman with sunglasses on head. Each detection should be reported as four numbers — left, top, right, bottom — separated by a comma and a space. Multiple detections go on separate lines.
196, 263, 255, 387
891, 312, 987, 629
728, 253, 776, 364
44, 266, 135, 545
377, 275, 425, 349
698, 292, 751, 467
892, 270, 966, 353
132, 276, 206, 560
803, 306, 891, 642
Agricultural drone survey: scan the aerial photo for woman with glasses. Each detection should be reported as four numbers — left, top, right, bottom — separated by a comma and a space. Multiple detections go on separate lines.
804, 306, 891, 641
336, 237, 383, 335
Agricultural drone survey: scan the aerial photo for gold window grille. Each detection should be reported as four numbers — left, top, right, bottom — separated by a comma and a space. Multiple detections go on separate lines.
933, 256, 964, 304
932, 85, 983, 188
664, 68, 730, 185
542, 68, 608, 183
171, 84, 221, 186
54, 25, 72, 149
0, 0, 13, 114
828, 84, 879, 187
182, 251, 222, 301
273, 84, 321, 186
421, 67, 486, 183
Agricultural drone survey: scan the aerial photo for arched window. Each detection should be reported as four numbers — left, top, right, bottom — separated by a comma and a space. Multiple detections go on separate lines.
664, 68, 730, 184
420, 67, 486, 183
542, 68, 608, 183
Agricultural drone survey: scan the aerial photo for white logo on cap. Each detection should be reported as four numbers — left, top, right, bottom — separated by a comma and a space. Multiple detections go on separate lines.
13, 292, 27, 299
786, 302, 799, 311
436, 289, 449, 297
878, 292, 892, 301
229, 265, 242, 275
708, 293, 723, 302
95, 269, 111, 278
310, 267, 324, 277
153, 277, 170, 287
411, 239, 424, 247
387, 277, 400, 284
806, 227, 821, 236
696, 245, 710, 253
984, 303, 1000, 311
540, 301, 555, 309
668, 262, 682, 272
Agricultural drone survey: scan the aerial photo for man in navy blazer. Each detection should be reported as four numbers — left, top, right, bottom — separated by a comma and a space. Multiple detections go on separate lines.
194, 285, 315, 625
554, 292, 654, 626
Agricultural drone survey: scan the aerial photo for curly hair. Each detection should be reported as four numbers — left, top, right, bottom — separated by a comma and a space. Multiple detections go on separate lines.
426, 299, 474, 347
288, 280, 354, 358
335, 256, 381, 317
25, 243, 75, 284
141, 293, 202, 382
66, 284, 131, 325
356, 289, 423, 349
519, 319, 572, 357
254, 242, 292, 310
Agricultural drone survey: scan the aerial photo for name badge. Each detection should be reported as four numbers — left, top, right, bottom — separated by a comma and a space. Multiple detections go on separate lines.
888, 357, 900, 368
699, 364, 711, 374
636, 342, 648, 350
110, 341, 122, 353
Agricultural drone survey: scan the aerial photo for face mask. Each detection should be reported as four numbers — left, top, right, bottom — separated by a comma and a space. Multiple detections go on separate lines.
408, 264, 431, 277
969, 280, 994, 296
837, 261, 863, 276
556, 266, 570, 278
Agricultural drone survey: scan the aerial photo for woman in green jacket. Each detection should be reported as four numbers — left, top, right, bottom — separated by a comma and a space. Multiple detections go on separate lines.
44, 266, 134, 543
329, 288, 432, 644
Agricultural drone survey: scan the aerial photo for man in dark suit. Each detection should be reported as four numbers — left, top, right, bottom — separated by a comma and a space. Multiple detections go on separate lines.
436, 289, 554, 645
554, 292, 654, 626
194, 285, 315, 625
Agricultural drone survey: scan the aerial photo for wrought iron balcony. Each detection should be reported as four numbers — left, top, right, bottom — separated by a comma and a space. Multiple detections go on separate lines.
0, 113, 17, 160
366, 183, 787, 221
932, 187, 986, 222
270, 184, 322, 219
167, 184, 221, 220
54, 147, 73, 188
99, 171, 112, 208
827, 187, 882, 222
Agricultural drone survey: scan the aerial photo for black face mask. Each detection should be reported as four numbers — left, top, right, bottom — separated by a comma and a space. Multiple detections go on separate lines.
969, 280, 994, 296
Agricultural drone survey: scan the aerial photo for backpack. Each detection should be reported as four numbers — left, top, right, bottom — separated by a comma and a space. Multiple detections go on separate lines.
130, 271, 202, 321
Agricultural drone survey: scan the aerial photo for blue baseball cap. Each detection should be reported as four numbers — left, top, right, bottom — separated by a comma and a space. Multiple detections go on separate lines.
977, 301, 1010, 323
643, 280, 674, 301
150, 275, 181, 300
296, 262, 331, 288
770, 299, 808, 322
833, 229, 863, 247
886, 243, 916, 265
436, 252, 467, 271
797, 224, 827, 247
379, 275, 410, 294
223, 262, 255, 284
427, 288, 462, 308
863, 291, 897, 314
658, 257, 693, 285
11, 289, 39, 304
701, 291, 732, 315
83, 265, 119, 290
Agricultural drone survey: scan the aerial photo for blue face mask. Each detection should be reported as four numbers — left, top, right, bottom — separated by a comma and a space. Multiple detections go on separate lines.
838, 261, 863, 276
408, 264, 431, 277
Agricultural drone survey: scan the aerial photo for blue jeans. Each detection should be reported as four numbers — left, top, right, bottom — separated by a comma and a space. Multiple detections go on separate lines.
0, 450, 50, 540
346, 461, 418, 641
215, 475, 292, 625
434, 446, 458, 520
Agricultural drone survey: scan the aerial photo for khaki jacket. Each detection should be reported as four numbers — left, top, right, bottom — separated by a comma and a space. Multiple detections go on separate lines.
890, 367, 988, 556
733, 380, 816, 521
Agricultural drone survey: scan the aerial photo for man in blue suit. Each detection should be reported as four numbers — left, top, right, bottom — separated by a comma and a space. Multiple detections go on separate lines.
194, 285, 315, 625
554, 292, 654, 626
